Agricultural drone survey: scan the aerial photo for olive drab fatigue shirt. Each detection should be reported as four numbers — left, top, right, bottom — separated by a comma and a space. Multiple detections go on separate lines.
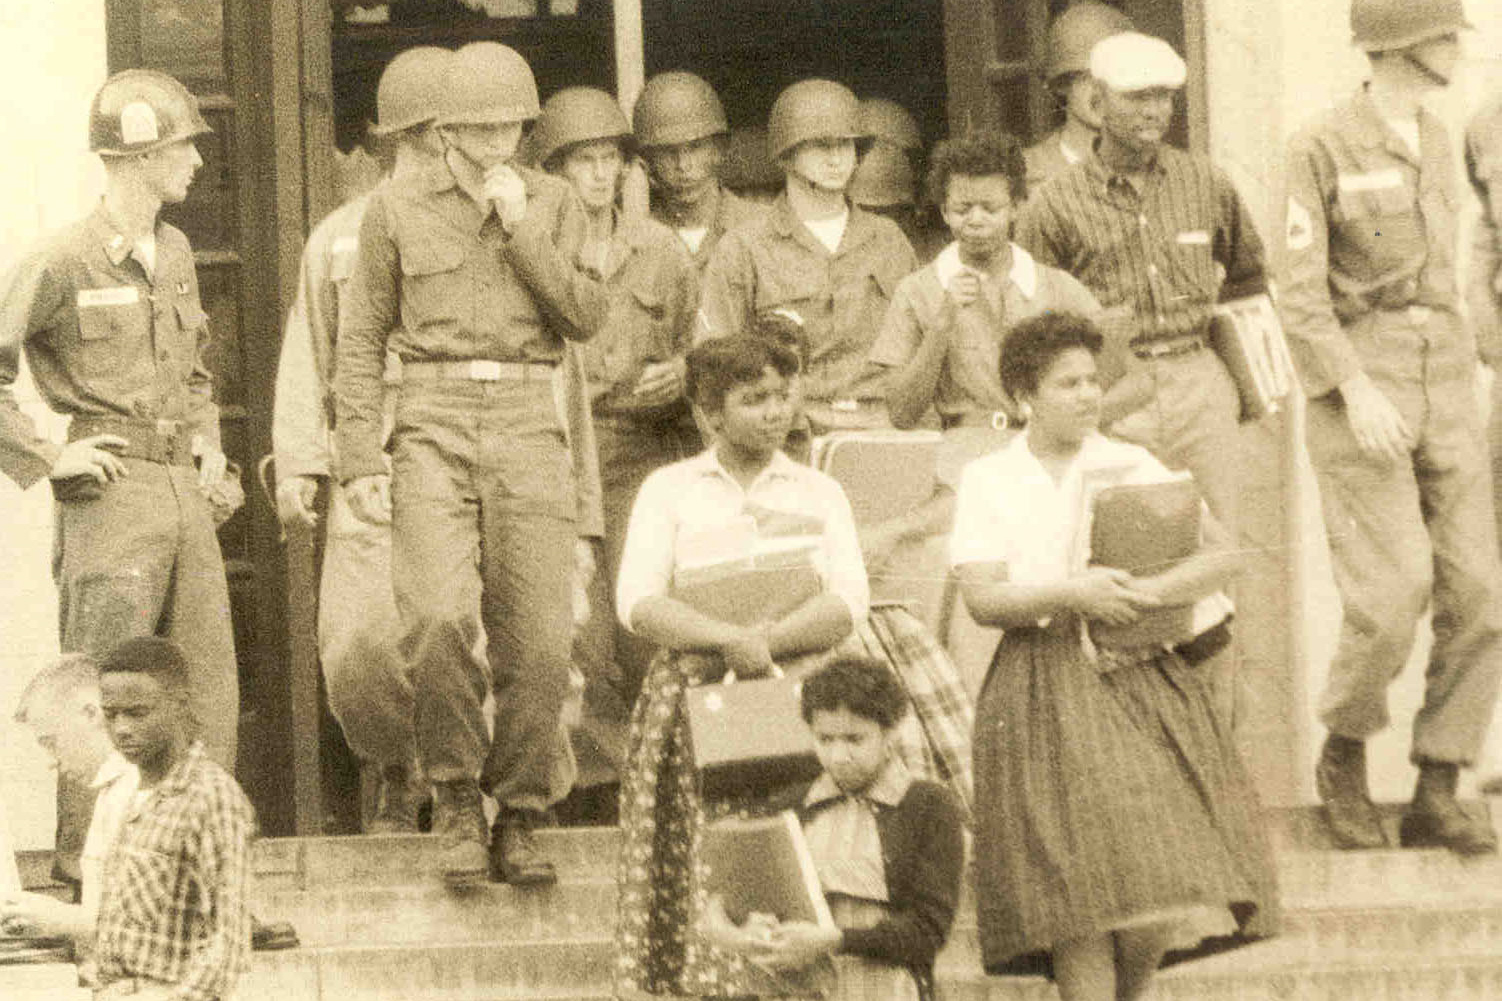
696, 194, 918, 409
1280, 87, 1471, 398
651, 183, 765, 273
584, 210, 698, 416
0, 207, 218, 487
1466, 95, 1502, 368
335, 163, 608, 483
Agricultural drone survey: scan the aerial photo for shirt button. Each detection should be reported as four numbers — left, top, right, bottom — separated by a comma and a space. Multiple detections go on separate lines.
158, 349, 170, 361
1139, 215, 1149, 227
1147, 264, 1159, 277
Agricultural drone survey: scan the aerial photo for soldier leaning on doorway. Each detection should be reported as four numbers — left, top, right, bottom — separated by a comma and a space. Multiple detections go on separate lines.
0, 70, 239, 889
1280, 0, 1502, 855
335, 42, 608, 889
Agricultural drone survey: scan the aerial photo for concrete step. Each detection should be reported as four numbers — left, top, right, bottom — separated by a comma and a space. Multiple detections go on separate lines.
254, 828, 617, 891
1269, 800, 1494, 853
940, 899, 1502, 968
937, 956, 1502, 1001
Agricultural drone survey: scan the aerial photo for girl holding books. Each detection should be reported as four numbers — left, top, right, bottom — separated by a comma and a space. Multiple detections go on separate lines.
611, 336, 870, 998
702, 657, 967, 1001
949, 312, 1279, 1000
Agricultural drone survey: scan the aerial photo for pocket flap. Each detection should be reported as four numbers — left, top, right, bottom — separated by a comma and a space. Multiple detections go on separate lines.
400, 240, 465, 277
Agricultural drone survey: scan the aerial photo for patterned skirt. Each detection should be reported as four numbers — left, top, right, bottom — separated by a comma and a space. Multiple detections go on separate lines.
971, 620, 1281, 978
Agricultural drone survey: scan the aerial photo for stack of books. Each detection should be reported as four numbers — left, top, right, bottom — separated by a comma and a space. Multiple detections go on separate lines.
1210, 292, 1298, 422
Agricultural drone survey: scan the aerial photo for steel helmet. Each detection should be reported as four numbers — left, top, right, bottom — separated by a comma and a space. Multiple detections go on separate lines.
436, 42, 540, 126
849, 142, 916, 207
371, 46, 452, 136
531, 87, 632, 169
1351, 0, 1471, 51
89, 69, 211, 157
1043, 1, 1135, 82
858, 98, 921, 153
767, 79, 867, 162
632, 71, 728, 149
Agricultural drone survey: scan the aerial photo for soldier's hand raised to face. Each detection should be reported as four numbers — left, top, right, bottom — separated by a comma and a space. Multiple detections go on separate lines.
484, 164, 528, 232
344, 473, 392, 525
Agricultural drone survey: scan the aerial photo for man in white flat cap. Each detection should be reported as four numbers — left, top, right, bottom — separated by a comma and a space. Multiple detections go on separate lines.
1015, 32, 1267, 537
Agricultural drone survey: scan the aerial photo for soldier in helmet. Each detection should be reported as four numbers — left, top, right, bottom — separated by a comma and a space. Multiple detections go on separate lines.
272, 46, 452, 834
335, 42, 608, 888
1024, 0, 1134, 194
1281, 0, 1501, 854
0, 69, 239, 886
531, 86, 699, 797
633, 71, 765, 270
850, 97, 945, 261
698, 78, 918, 438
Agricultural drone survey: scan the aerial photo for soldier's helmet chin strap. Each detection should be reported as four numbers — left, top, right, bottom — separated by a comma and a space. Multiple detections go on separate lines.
1403, 49, 1451, 88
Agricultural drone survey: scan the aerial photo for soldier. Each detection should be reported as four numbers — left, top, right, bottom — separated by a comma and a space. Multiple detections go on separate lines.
335, 42, 607, 887
271, 46, 451, 833
851, 97, 945, 261
1281, 0, 1500, 854
530, 86, 699, 791
1468, 94, 1502, 544
0, 69, 239, 888
1023, 0, 1134, 194
633, 71, 765, 271
698, 78, 918, 437
1015, 32, 1267, 534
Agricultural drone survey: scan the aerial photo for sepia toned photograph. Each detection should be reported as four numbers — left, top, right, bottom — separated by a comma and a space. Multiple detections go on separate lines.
1, 1, 1501, 998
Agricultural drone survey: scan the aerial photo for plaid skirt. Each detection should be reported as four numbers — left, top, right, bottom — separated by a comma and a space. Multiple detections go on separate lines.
972, 619, 1281, 978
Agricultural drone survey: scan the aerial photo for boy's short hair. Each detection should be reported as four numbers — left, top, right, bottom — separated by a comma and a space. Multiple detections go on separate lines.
98, 637, 192, 696
799, 657, 908, 730
14, 653, 99, 725
998, 310, 1104, 401
925, 131, 1028, 208
684, 336, 800, 413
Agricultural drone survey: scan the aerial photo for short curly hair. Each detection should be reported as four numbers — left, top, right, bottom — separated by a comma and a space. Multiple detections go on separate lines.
925, 130, 1028, 209
799, 657, 908, 730
998, 311, 1104, 401
684, 336, 800, 413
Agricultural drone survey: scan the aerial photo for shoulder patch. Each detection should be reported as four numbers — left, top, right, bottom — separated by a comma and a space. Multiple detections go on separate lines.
1286, 196, 1314, 252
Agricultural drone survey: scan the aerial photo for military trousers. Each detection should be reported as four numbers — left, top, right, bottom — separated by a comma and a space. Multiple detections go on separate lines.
1307, 310, 1502, 764
54, 455, 239, 767
389, 377, 576, 812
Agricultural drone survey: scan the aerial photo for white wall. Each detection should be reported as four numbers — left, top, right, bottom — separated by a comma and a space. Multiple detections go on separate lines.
0, 2, 107, 851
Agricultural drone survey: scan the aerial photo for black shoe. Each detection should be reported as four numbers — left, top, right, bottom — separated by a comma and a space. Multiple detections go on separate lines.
432, 780, 488, 888
490, 809, 557, 887
367, 763, 422, 834
1401, 761, 1498, 856
251, 916, 300, 951
1315, 735, 1388, 850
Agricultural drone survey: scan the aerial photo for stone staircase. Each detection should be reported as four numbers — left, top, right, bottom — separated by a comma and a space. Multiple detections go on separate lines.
12, 804, 1502, 1001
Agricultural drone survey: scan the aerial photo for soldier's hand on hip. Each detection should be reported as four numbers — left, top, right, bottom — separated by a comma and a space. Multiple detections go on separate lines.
345, 473, 392, 525
50, 434, 129, 484
1339, 371, 1410, 464
275, 474, 321, 529
192, 436, 228, 488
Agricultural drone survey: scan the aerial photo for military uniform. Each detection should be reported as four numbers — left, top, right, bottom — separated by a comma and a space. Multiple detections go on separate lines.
0, 207, 238, 770
651, 183, 764, 274
1281, 87, 1502, 764
1467, 97, 1502, 544
335, 159, 604, 817
698, 195, 917, 432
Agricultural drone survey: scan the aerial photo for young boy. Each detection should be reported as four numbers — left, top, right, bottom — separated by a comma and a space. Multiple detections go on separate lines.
697, 79, 918, 437
48, 639, 252, 1001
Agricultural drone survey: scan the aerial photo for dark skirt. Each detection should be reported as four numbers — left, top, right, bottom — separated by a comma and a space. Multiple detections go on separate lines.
971, 620, 1281, 978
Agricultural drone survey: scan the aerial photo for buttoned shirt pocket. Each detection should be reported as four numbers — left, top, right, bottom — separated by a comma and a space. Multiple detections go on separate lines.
74, 298, 150, 382
107, 843, 178, 931
399, 239, 467, 329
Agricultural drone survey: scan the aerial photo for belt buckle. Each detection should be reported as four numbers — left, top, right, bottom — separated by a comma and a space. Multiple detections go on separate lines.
1406, 305, 1432, 326
830, 398, 860, 413
467, 360, 503, 381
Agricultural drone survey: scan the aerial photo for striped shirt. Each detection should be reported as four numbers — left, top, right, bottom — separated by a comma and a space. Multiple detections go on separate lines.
95, 742, 253, 1001
1014, 145, 1267, 346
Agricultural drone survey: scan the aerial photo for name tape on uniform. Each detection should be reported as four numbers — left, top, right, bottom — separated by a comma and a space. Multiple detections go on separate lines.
1337, 169, 1404, 194
77, 286, 141, 308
